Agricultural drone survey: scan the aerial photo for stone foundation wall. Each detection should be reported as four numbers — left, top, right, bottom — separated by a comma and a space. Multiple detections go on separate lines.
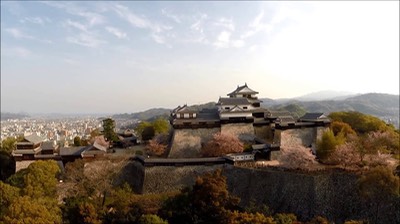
168, 128, 220, 158
221, 123, 254, 142
280, 128, 316, 147
139, 165, 399, 223
254, 125, 274, 143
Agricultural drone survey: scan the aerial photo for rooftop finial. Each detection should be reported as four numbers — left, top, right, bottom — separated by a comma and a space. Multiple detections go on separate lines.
245, 82, 247, 87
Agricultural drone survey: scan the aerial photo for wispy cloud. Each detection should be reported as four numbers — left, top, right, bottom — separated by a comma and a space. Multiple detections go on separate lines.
41, 1, 106, 27
241, 10, 272, 39
105, 26, 127, 39
66, 33, 106, 48
114, 4, 153, 30
5, 28, 34, 39
161, 8, 182, 23
113, 4, 172, 45
65, 19, 88, 32
19, 16, 51, 25
187, 13, 210, 44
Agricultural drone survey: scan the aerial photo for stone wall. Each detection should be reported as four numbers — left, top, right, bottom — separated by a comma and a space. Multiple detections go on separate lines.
138, 164, 399, 223
221, 123, 254, 142
280, 128, 316, 147
253, 125, 274, 143
142, 164, 226, 194
168, 128, 220, 158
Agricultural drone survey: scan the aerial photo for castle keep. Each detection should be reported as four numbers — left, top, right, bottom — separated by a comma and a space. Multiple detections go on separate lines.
169, 84, 330, 158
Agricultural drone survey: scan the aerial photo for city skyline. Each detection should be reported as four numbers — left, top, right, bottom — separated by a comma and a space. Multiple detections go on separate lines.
1, 1, 399, 114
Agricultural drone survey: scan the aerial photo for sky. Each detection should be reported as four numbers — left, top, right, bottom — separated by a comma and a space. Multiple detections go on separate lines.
1, 1, 399, 114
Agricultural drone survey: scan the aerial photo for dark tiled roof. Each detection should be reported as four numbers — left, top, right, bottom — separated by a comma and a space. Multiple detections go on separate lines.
227, 83, 259, 96
176, 105, 197, 113
23, 134, 44, 145
299, 113, 326, 120
41, 142, 58, 150
217, 97, 251, 105
60, 146, 88, 156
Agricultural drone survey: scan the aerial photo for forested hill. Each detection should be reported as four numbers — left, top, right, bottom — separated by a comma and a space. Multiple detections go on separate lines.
112, 102, 217, 121
111, 93, 399, 126
112, 108, 171, 121
261, 93, 399, 127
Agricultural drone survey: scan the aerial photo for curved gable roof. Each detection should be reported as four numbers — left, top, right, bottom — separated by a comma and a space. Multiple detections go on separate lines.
227, 83, 259, 96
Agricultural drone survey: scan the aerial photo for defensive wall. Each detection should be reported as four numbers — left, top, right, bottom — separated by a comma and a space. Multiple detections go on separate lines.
169, 123, 328, 159
122, 163, 399, 224
168, 127, 220, 158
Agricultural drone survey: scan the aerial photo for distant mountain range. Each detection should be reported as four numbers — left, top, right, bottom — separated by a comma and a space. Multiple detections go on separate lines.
0, 112, 29, 120
2, 92, 398, 128
260, 93, 399, 127
112, 92, 399, 128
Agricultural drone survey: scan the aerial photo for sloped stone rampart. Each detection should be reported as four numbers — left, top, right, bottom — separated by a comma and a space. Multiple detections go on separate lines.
221, 123, 254, 142
254, 126, 274, 143
280, 128, 316, 147
142, 164, 225, 194
140, 165, 399, 223
168, 128, 220, 158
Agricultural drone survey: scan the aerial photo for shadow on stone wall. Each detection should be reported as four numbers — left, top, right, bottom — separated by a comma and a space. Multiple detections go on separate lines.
126, 162, 399, 224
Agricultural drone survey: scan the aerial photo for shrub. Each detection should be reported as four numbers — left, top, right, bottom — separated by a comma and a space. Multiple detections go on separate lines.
273, 213, 297, 224
317, 129, 345, 163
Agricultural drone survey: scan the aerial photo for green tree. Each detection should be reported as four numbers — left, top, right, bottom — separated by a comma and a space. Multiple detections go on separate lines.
3, 196, 62, 224
23, 160, 60, 198
316, 129, 345, 163
0, 181, 20, 218
330, 121, 356, 137
306, 216, 329, 224
2, 161, 62, 224
0, 137, 18, 154
102, 118, 119, 142
0, 136, 23, 181
74, 136, 82, 146
79, 201, 102, 224
226, 210, 276, 224
152, 118, 170, 135
142, 126, 156, 141
329, 111, 391, 134
161, 169, 240, 224
135, 121, 152, 139
138, 214, 168, 224
160, 187, 194, 224
273, 213, 297, 224
192, 169, 240, 224
0, 151, 15, 181
135, 119, 170, 141
357, 166, 400, 223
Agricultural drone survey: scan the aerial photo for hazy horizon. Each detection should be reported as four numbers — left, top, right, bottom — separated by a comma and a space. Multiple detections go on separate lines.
1, 1, 399, 114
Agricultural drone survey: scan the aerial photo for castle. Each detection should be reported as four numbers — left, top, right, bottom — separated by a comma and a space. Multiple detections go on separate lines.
169, 84, 330, 159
